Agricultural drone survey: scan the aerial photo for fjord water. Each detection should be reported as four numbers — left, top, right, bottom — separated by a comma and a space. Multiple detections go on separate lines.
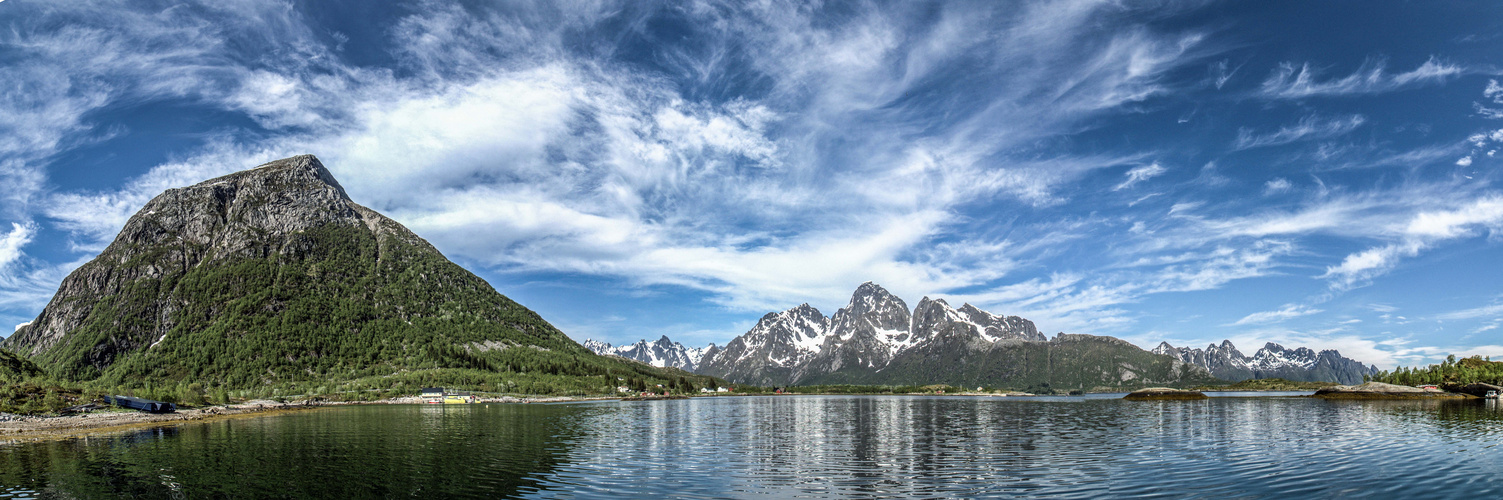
3, 396, 1501, 498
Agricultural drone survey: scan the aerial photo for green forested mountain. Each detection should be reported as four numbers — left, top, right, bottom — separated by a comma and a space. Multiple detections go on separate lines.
2, 155, 719, 399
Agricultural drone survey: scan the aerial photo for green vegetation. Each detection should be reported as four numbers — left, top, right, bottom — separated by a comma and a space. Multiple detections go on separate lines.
0, 348, 44, 380
1368, 355, 1503, 386
1193, 378, 1339, 391
8, 223, 722, 413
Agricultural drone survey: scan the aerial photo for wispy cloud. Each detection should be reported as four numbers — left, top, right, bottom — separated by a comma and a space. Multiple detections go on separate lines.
1232, 304, 1323, 325
1232, 114, 1366, 150
1476, 79, 1503, 119
1435, 302, 1503, 321
1259, 56, 1463, 99
1113, 163, 1167, 191
17, 0, 1228, 319
1322, 196, 1503, 289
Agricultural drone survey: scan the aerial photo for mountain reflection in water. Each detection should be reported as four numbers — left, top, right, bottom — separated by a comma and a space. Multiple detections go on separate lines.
2, 396, 1501, 498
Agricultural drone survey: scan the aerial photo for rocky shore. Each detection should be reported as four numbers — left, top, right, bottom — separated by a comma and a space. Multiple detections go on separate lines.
1312, 382, 1474, 400
0, 395, 621, 442
0, 401, 320, 443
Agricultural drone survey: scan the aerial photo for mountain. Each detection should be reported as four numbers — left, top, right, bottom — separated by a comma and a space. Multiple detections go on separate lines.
1153, 340, 1378, 385
582, 336, 714, 372
1, 155, 718, 395
696, 282, 1218, 390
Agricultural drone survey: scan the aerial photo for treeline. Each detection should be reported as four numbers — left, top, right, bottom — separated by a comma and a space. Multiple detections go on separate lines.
1368, 355, 1503, 386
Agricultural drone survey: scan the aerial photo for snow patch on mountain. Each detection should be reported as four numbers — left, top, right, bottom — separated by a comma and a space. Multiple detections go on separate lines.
583, 336, 716, 372
1154, 339, 1378, 385
698, 281, 1051, 384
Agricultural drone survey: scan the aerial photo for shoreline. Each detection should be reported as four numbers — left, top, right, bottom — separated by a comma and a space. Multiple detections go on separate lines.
5, 388, 1485, 442
0, 395, 625, 443
0, 403, 320, 444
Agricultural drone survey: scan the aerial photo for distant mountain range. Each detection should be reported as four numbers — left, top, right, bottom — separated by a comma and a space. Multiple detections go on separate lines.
1153, 340, 1378, 385
583, 336, 714, 372
692, 282, 1219, 390
600, 282, 1382, 389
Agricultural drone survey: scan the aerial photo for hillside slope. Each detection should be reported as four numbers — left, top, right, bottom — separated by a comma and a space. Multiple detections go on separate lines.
3, 155, 717, 395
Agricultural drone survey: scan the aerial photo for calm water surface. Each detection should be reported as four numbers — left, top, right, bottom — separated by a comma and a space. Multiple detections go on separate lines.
2, 395, 1501, 498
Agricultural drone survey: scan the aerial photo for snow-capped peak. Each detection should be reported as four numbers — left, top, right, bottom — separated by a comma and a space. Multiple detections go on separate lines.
581, 336, 717, 372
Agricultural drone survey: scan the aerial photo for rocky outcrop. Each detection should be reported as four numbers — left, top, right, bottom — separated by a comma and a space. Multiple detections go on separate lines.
1123, 387, 1208, 400
1313, 382, 1472, 399
1439, 382, 1502, 398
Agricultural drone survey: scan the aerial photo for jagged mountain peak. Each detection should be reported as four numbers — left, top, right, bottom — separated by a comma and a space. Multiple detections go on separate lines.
212, 154, 349, 199
845, 283, 907, 311
700, 282, 1058, 385
1157, 338, 1377, 385
581, 335, 717, 372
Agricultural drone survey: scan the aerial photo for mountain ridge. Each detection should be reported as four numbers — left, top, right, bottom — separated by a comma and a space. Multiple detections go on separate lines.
1153, 340, 1378, 385
582, 336, 714, 372
696, 282, 1219, 390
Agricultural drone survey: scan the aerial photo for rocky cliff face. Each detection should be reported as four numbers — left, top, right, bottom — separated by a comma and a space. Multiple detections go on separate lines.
697, 282, 1217, 390
1, 155, 600, 387
1153, 340, 1378, 385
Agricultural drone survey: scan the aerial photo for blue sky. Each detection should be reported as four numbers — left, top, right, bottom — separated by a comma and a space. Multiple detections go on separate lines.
2, 1, 1502, 369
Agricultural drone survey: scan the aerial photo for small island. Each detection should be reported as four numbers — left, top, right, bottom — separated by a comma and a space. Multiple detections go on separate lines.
1123, 387, 1208, 400
1312, 382, 1472, 400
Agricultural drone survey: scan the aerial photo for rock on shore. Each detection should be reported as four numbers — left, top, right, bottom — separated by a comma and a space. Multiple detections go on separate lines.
1123, 387, 1208, 400
1313, 382, 1472, 399
1441, 382, 1503, 398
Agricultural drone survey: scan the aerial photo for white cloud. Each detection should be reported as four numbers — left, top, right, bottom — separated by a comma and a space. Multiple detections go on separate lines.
1318, 196, 1503, 289
1114, 163, 1167, 191
1457, 156, 1474, 166
1232, 304, 1323, 325
1263, 177, 1292, 195
0, 222, 36, 270
13, 0, 1236, 322
1435, 302, 1503, 321
1233, 114, 1366, 150
1477, 79, 1503, 118
13, 321, 28, 333
1259, 56, 1463, 99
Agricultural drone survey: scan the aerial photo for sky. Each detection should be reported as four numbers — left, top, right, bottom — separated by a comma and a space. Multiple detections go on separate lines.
1, 0, 1502, 369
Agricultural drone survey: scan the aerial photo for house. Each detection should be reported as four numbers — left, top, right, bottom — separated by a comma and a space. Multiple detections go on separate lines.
700, 387, 713, 393
716, 387, 729, 393
618, 386, 631, 393
420, 387, 445, 404
443, 391, 477, 404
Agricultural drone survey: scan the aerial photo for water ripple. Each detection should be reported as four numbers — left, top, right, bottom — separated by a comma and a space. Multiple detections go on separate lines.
1, 396, 1501, 497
